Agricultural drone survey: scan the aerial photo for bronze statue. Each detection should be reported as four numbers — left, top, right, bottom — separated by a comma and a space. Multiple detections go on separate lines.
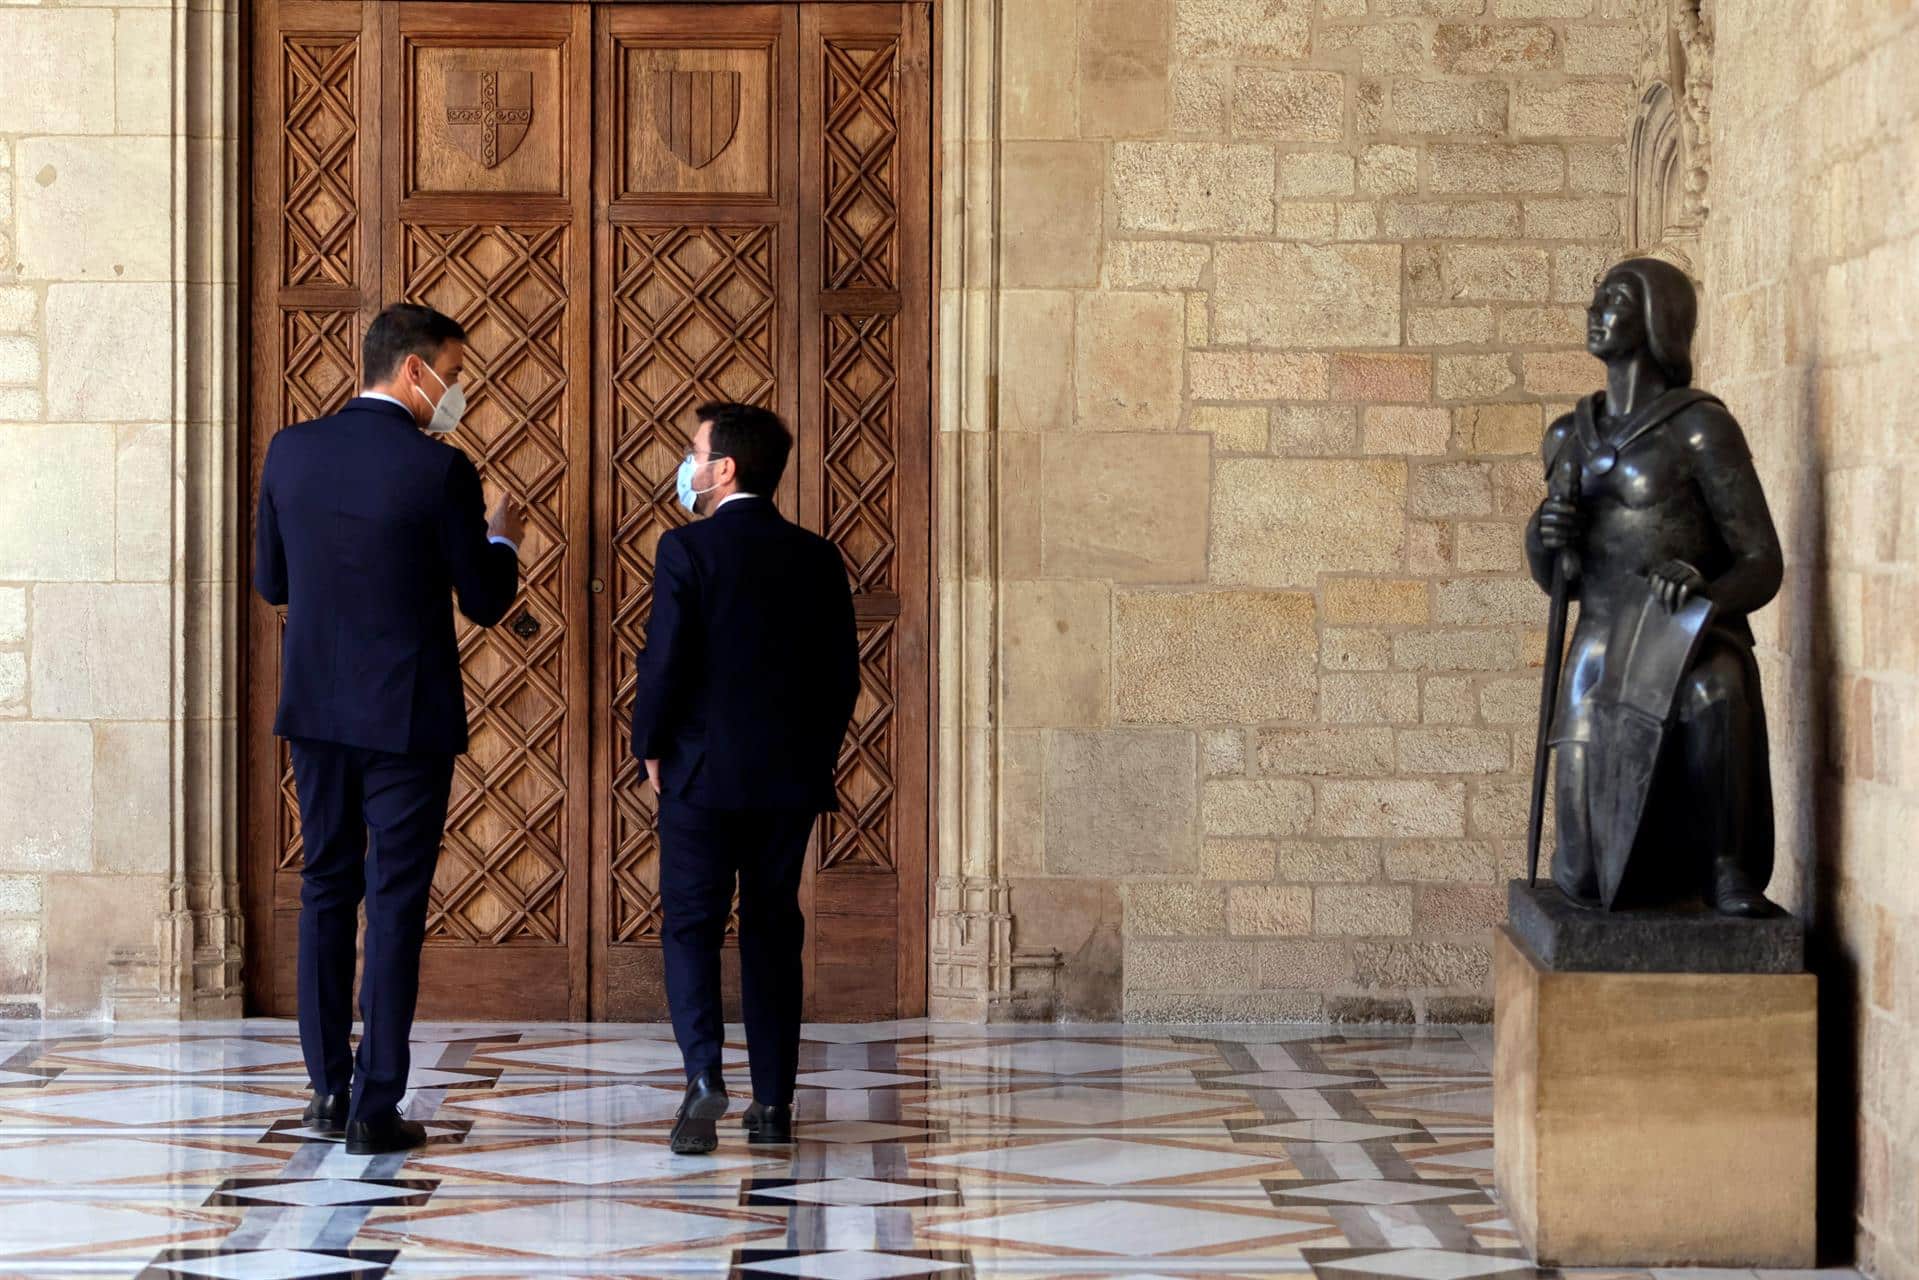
1524, 257, 1784, 918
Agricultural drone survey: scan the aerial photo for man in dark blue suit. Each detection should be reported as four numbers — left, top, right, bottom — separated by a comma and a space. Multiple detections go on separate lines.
631, 402, 859, 1154
254, 303, 522, 1155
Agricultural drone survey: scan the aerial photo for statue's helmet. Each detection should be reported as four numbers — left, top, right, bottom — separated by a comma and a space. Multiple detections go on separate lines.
1601, 256, 1698, 387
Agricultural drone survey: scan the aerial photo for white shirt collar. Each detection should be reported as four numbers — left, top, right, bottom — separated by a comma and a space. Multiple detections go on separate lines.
716, 492, 760, 509
359, 390, 412, 413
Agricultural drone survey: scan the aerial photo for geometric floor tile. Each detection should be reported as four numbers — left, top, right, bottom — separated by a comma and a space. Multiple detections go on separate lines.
1, 1017, 1862, 1280
0, 1137, 272, 1183
1228, 1119, 1430, 1144
796, 1069, 927, 1090
920, 1136, 1275, 1186
732, 1249, 972, 1280
141, 1248, 398, 1280
929, 1199, 1312, 1255
0, 1083, 294, 1125
446, 1083, 696, 1126
368, 1200, 768, 1256
204, 1179, 438, 1207
907, 1041, 1209, 1076
919, 1084, 1226, 1126
1266, 1178, 1490, 1207
479, 1038, 745, 1075
741, 1177, 961, 1207
0, 1200, 228, 1254
60, 1039, 304, 1074
416, 1136, 769, 1185
1301, 1248, 1541, 1280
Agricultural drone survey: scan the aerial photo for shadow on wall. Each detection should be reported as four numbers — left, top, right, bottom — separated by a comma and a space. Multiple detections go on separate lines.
1797, 370, 1858, 1266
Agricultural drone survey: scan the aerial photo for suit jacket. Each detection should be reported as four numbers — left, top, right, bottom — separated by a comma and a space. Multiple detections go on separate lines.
253, 396, 519, 756
630, 496, 860, 812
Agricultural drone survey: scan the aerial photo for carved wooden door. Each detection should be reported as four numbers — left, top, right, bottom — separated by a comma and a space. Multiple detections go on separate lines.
246, 1, 929, 1024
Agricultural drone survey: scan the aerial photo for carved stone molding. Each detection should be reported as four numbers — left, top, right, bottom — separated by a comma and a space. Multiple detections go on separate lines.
113, 0, 247, 1019
930, 876, 1063, 1021
1629, 0, 1715, 273
928, 0, 1054, 1019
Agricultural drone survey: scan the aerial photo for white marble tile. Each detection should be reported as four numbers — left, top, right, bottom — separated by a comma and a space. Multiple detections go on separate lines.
60, 1038, 303, 1074
921, 1136, 1270, 1186
917, 1084, 1220, 1125
420, 1136, 767, 1184
0, 1083, 292, 1125
1237, 1120, 1419, 1143
741, 1251, 965, 1280
480, 1038, 740, 1074
754, 1178, 945, 1206
1332, 1250, 1536, 1280
796, 1069, 925, 1090
907, 1041, 1207, 1076
932, 1199, 1309, 1254
153, 1250, 387, 1280
387, 1199, 759, 1255
0, 1136, 272, 1183
447, 1083, 696, 1126
0, 1201, 220, 1254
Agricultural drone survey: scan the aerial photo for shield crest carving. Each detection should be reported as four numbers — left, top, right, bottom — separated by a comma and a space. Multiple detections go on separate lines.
445, 69, 533, 169
649, 70, 742, 169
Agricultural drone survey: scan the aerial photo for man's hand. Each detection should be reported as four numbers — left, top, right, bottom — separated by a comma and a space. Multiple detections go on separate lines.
1536, 497, 1581, 551
1648, 559, 1709, 612
488, 494, 526, 546
645, 758, 662, 794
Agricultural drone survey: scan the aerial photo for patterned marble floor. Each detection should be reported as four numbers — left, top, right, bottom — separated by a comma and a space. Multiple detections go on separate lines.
0, 1020, 1856, 1280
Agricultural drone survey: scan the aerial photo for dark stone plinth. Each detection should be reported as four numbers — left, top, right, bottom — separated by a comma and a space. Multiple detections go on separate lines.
1507, 880, 1804, 974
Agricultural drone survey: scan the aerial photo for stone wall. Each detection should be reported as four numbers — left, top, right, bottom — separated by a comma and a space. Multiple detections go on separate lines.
993, 0, 1640, 1022
0, 3, 180, 1018
0, 0, 239, 1020
1701, 0, 1919, 1274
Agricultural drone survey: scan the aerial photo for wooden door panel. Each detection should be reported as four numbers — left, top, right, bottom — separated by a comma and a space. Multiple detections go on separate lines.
591, 4, 801, 1020
799, 3, 931, 1019
387, 3, 594, 1019
247, 2, 929, 1024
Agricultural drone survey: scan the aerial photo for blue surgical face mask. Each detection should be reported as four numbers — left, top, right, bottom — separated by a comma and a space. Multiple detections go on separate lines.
675, 452, 726, 514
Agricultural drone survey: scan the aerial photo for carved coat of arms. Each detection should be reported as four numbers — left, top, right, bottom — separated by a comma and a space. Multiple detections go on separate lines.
649, 70, 741, 169
446, 69, 533, 169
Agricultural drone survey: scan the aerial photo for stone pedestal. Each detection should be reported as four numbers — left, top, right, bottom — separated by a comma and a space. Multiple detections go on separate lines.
1494, 920, 1816, 1267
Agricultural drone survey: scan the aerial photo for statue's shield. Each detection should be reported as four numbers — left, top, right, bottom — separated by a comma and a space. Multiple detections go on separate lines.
1589, 587, 1716, 907
650, 70, 742, 169
446, 69, 533, 169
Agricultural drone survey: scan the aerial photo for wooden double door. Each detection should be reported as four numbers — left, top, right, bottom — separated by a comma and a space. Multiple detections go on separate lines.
244, 2, 931, 1021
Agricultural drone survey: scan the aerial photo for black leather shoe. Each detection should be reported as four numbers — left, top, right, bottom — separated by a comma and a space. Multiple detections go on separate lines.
344, 1109, 428, 1156
301, 1088, 349, 1138
669, 1069, 730, 1156
741, 1100, 768, 1132
746, 1102, 794, 1145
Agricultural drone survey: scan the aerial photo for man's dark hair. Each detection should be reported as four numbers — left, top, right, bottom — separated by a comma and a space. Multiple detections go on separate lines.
362, 303, 467, 386
698, 401, 792, 496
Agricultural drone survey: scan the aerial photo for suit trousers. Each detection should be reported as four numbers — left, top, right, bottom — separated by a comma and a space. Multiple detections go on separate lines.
288, 738, 455, 1122
657, 799, 817, 1106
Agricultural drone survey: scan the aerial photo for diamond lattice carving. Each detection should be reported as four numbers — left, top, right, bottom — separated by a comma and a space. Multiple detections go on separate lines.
824, 314, 899, 594
608, 225, 777, 943
821, 621, 897, 871
275, 309, 361, 872
283, 36, 358, 287
822, 41, 899, 290
403, 223, 572, 944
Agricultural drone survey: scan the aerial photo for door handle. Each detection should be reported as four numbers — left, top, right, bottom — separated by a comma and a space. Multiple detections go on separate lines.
509, 609, 541, 640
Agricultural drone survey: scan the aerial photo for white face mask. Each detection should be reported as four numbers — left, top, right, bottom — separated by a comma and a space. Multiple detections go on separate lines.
414, 361, 466, 435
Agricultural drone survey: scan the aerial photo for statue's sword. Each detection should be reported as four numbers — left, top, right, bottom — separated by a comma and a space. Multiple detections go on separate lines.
1527, 452, 1582, 888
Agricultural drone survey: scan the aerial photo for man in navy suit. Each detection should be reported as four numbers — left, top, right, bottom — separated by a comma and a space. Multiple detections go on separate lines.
254, 303, 523, 1155
631, 402, 859, 1154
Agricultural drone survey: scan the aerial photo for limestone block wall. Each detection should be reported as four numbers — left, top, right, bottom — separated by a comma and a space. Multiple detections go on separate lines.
992, 0, 1640, 1021
0, 3, 188, 1018
1702, 1, 1919, 1274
